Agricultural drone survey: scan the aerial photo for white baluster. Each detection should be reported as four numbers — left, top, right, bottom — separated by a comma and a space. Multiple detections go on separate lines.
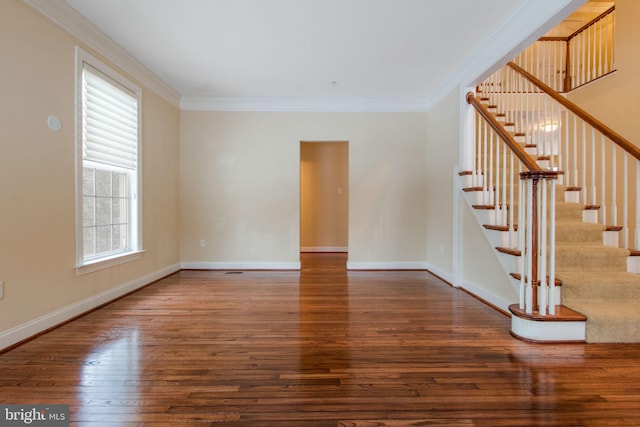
509, 153, 516, 248
598, 18, 603, 77
553, 41, 558, 91
489, 129, 494, 210
635, 164, 640, 250
475, 112, 480, 188
519, 172, 526, 310
539, 180, 548, 316
587, 26, 592, 82
612, 10, 616, 70
502, 136, 507, 226
563, 109, 569, 184
592, 24, 597, 80
601, 133, 607, 225
604, 14, 609, 74
483, 115, 489, 205
549, 179, 556, 315
591, 128, 597, 211
495, 130, 501, 224
582, 122, 587, 204
571, 36, 576, 90
622, 150, 628, 248
525, 179, 533, 314
544, 95, 549, 163
546, 40, 551, 88
611, 140, 617, 227
573, 114, 578, 188
579, 32, 585, 86
536, 41, 541, 86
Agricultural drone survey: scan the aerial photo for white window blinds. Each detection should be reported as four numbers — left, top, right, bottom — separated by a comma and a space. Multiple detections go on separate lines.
82, 64, 138, 170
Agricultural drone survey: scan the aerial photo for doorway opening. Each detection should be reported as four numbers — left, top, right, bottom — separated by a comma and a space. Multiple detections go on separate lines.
300, 141, 349, 262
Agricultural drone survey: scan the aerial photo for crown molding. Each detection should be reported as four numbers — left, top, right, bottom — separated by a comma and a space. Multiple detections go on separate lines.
180, 96, 432, 112
22, 0, 181, 107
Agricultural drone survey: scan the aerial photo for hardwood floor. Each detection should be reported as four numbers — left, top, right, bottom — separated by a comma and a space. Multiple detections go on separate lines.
2, 253, 640, 426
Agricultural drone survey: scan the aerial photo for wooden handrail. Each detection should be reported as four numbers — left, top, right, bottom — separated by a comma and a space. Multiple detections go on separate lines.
466, 92, 542, 171
539, 36, 568, 42
538, 6, 615, 43
507, 62, 640, 161
568, 6, 615, 41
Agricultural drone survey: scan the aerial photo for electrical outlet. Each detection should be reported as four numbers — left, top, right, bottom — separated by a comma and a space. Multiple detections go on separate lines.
199, 239, 206, 248
0, 281, 4, 300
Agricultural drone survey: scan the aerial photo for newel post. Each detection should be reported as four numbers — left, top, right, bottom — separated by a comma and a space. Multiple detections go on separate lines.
563, 39, 572, 92
520, 170, 558, 314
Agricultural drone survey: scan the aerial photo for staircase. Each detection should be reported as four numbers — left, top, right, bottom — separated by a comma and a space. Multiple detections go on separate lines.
462, 66, 640, 343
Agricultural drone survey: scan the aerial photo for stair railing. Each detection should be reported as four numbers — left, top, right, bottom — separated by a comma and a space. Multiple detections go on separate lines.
466, 92, 559, 316
511, 6, 615, 93
481, 60, 640, 253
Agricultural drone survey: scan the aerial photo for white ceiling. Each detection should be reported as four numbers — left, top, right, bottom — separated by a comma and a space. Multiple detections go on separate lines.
56, 0, 584, 109
545, 1, 614, 37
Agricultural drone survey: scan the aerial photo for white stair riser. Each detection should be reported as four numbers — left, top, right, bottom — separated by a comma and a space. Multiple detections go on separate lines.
564, 190, 580, 203
583, 210, 598, 224
496, 251, 521, 275
511, 316, 586, 342
603, 230, 619, 247
628, 257, 640, 274
486, 229, 519, 248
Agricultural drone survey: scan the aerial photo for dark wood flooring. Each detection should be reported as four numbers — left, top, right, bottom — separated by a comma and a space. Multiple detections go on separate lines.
1, 253, 640, 426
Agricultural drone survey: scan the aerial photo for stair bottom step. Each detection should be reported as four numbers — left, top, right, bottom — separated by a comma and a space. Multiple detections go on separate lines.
509, 304, 586, 343
509, 304, 586, 321
566, 302, 640, 343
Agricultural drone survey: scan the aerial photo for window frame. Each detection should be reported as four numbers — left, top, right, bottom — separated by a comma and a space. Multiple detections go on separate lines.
75, 47, 143, 275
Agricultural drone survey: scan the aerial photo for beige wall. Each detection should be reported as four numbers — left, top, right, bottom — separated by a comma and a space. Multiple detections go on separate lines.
567, 0, 640, 145
179, 111, 428, 268
461, 200, 518, 306
426, 87, 459, 278
300, 141, 349, 251
427, 86, 519, 306
0, 0, 180, 348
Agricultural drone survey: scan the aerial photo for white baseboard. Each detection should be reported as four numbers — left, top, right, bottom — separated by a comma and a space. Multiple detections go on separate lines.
0, 263, 181, 351
346, 261, 428, 270
460, 278, 515, 313
300, 246, 348, 253
181, 261, 301, 270
424, 263, 454, 284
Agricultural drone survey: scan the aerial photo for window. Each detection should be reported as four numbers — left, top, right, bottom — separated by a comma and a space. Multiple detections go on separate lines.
75, 48, 142, 274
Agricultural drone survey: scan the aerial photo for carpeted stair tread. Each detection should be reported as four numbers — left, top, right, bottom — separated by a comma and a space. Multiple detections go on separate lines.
552, 195, 636, 342
555, 202, 584, 221
555, 221, 606, 243
555, 244, 629, 272
557, 271, 640, 302
561, 302, 640, 343
507, 202, 584, 221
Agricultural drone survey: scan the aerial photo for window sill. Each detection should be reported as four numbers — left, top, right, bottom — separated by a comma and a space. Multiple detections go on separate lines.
75, 250, 145, 276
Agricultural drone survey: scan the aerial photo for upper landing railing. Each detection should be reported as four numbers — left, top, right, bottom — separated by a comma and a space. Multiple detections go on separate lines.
513, 6, 615, 93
